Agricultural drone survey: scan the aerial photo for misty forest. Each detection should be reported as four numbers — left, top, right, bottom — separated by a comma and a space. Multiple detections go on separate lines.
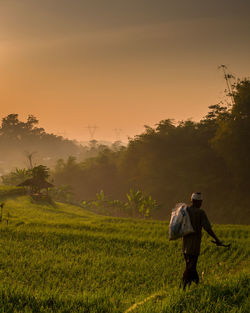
1, 79, 250, 224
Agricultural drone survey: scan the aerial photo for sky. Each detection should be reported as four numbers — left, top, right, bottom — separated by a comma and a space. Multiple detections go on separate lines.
1, 0, 250, 142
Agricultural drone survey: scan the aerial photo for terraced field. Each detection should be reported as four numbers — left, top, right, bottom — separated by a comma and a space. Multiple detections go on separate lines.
0, 193, 249, 312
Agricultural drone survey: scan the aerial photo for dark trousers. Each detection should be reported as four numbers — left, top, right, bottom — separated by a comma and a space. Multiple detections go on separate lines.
182, 254, 199, 290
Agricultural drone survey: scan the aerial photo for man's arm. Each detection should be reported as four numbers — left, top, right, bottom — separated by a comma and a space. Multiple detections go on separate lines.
201, 210, 222, 245
206, 228, 222, 245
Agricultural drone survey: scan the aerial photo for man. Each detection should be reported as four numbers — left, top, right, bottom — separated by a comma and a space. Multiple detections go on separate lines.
182, 192, 222, 289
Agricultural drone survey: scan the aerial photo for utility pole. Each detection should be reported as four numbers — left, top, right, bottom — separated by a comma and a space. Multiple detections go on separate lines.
218, 65, 235, 105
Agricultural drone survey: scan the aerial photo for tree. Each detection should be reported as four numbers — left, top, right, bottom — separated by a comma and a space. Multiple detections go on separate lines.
0, 114, 80, 171
19, 165, 53, 194
50, 78, 250, 223
211, 79, 250, 191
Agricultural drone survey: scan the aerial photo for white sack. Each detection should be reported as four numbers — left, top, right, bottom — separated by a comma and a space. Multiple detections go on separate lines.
169, 203, 195, 240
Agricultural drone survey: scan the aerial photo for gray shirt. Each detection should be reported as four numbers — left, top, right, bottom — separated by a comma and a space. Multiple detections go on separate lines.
182, 205, 211, 255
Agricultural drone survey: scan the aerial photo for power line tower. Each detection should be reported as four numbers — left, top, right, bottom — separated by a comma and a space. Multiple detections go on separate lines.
218, 65, 235, 105
84, 125, 98, 140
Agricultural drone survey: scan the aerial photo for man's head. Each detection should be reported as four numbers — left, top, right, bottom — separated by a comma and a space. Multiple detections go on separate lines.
191, 192, 203, 208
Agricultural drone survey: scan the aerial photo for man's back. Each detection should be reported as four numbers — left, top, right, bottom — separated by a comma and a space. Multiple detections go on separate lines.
182, 206, 211, 255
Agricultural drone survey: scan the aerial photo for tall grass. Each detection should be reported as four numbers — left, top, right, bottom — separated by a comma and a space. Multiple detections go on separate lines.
0, 192, 248, 312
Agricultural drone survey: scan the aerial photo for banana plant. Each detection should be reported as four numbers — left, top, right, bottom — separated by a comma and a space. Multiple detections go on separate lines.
140, 195, 159, 218
96, 190, 105, 202
126, 189, 159, 218
126, 189, 144, 217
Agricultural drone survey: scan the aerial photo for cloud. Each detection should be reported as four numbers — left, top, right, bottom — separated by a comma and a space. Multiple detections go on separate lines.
1, 0, 249, 42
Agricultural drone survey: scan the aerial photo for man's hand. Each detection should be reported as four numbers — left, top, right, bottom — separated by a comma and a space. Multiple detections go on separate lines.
207, 228, 224, 246
211, 240, 231, 248
215, 239, 222, 246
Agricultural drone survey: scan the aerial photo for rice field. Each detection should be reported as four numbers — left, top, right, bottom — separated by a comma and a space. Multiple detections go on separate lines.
0, 193, 249, 312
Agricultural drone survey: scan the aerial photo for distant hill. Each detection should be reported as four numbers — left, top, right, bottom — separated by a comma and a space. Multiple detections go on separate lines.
0, 114, 125, 172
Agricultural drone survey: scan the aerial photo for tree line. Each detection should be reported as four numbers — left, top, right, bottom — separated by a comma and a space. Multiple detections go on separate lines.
53, 79, 250, 224
1, 79, 249, 224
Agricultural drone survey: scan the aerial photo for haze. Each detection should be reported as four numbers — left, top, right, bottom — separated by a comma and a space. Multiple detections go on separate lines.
1, 0, 250, 142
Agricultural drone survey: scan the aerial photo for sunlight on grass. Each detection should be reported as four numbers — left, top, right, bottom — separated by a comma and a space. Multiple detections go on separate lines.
0, 192, 249, 312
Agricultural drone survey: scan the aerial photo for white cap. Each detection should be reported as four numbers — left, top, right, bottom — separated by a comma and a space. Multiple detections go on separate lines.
191, 192, 203, 201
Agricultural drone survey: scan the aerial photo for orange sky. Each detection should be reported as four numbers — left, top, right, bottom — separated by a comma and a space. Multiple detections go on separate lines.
1, 0, 250, 142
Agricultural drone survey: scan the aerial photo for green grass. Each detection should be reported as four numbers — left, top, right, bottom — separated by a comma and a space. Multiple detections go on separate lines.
0, 190, 249, 312
0, 185, 26, 199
